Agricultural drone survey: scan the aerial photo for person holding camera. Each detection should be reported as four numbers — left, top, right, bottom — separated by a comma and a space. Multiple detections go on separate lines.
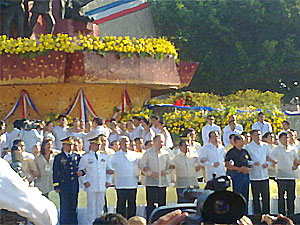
18, 120, 43, 154
0, 120, 8, 157
139, 134, 176, 219
4, 139, 39, 184
225, 135, 252, 212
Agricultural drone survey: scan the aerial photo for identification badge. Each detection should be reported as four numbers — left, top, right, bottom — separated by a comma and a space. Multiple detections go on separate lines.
88, 159, 94, 164
101, 159, 106, 163
45, 164, 51, 172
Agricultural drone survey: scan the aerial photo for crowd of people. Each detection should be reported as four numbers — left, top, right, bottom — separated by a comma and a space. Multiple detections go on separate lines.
0, 111, 299, 225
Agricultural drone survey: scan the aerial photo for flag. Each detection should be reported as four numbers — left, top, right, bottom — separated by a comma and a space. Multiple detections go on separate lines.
121, 90, 132, 112
4, 90, 40, 120
66, 89, 98, 122
85, 0, 148, 25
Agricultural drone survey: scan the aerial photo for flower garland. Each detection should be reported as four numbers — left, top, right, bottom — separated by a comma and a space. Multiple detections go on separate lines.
0, 34, 178, 59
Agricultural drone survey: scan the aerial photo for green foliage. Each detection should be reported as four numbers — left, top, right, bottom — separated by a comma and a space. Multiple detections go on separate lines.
148, 90, 284, 109
123, 90, 286, 142
149, 0, 300, 101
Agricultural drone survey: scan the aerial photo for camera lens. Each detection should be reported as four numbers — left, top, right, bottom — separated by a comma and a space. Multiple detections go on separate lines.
213, 199, 230, 215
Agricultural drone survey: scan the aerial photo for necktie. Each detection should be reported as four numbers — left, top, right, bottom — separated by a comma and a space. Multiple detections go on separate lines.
95, 152, 98, 160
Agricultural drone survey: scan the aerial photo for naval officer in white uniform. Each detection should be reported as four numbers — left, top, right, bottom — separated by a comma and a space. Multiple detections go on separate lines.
79, 136, 113, 225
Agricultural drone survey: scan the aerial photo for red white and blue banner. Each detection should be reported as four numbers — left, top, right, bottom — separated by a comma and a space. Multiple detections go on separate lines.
147, 104, 300, 116
4, 90, 40, 120
85, 0, 148, 25
121, 89, 132, 113
112, 90, 132, 118
66, 89, 98, 122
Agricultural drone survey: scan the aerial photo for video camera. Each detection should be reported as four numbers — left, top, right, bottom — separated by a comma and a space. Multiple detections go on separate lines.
10, 146, 26, 179
149, 175, 247, 224
21, 119, 42, 131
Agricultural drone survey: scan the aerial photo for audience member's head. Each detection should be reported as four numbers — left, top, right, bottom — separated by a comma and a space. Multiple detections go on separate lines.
110, 140, 120, 152
128, 216, 146, 225
144, 140, 153, 150
93, 213, 129, 225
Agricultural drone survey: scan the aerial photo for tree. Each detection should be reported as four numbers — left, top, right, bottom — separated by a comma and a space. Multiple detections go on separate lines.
149, 0, 300, 101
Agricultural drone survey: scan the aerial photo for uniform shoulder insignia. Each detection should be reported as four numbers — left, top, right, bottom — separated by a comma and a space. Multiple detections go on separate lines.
53, 150, 61, 156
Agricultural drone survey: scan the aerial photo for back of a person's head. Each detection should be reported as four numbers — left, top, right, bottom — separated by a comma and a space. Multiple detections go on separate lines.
128, 216, 147, 225
93, 213, 129, 225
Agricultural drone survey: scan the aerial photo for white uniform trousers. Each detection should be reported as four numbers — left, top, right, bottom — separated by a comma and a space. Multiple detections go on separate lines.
86, 192, 106, 225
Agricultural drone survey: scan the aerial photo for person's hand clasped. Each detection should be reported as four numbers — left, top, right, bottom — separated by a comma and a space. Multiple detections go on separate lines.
152, 209, 188, 225
84, 182, 91, 188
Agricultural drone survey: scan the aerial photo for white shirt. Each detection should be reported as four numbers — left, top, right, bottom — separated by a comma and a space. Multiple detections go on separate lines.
83, 126, 109, 151
199, 143, 226, 181
79, 151, 113, 192
272, 143, 299, 179
130, 125, 144, 141
0, 158, 58, 225
222, 124, 243, 147
174, 151, 199, 188
141, 128, 155, 142
52, 125, 71, 150
7, 128, 20, 148
251, 121, 272, 135
160, 127, 174, 149
19, 129, 43, 153
151, 125, 161, 135
110, 150, 139, 189
190, 142, 204, 178
244, 141, 271, 180
201, 124, 222, 145
139, 146, 175, 187
0, 133, 8, 156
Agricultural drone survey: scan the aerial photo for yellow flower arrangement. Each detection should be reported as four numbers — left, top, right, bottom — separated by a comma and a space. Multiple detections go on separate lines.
0, 34, 178, 59
121, 90, 287, 143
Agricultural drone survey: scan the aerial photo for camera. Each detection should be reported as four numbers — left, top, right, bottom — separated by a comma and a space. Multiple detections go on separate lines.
10, 146, 26, 179
21, 119, 42, 131
149, 175, 247, 224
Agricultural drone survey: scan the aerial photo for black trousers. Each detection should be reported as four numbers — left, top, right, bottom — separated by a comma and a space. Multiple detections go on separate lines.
59, 192, 78, 225
277, 179, 296, 216
146, 186, 166, 219
116, 188, 137, 219
250, 179, 270, 214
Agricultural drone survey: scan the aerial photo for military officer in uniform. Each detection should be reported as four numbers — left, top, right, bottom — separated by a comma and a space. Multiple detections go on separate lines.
79, 136, 113, 225
53, 136, 81, 225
